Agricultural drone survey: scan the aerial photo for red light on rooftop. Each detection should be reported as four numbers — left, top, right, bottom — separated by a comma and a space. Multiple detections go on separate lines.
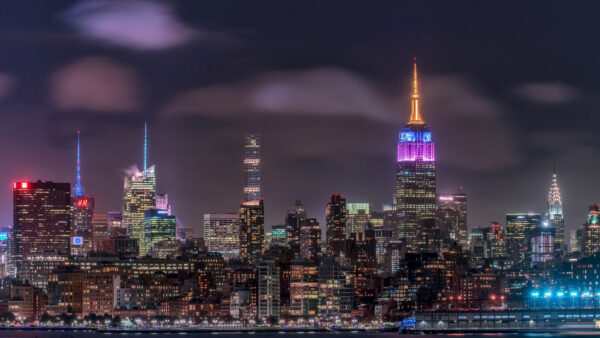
21, 182, 28, 189
490, 295, 496, 300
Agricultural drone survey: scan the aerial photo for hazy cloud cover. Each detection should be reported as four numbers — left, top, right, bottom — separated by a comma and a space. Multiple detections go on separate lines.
512, 83, 581, 104
50, 56, 142, 112
62, 0, 199, 51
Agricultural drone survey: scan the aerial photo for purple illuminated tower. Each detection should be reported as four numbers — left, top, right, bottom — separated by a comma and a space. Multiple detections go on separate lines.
395, 61, 437, 252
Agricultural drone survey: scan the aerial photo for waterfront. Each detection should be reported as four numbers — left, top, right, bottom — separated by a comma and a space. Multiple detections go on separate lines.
2, 332, 600, 338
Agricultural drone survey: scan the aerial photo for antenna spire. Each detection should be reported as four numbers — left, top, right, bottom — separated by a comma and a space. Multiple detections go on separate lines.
408, 58, 425, 125
144, 122, 148, 172
74, 130, 84, 197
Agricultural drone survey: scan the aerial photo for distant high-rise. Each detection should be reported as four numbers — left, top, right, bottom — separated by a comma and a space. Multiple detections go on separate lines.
239, 199, 265, 265
203, 213, 240, 260
548, 171, 565, 257
243, 134, 261, 202
395, 61, 436, 252
156, 193, 172, 216
506, 213, 541, 266
71, 130, 95, 257
257, 260, 280, 321
143, 209, 176, 256
123, 124, 156, 253
583, 204, 600, 257
300, 218, 322, 260
12, 181, 71, 278
346, 203, 370, 238
325, 194, 347, 257
436, 189, 467, 250
286, 200, 306, 257
531, 220, 555, 267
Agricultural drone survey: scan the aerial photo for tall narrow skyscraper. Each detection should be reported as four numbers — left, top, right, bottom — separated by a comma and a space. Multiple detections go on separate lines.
548, 170, 565, 257
326, 194, 347, 257
239, 199, 265, 265
74, 130, 84, 197
395, 61, 436, 252
243, 134, 261, 202
123, 124, 156, 253
71, 130, 95, 257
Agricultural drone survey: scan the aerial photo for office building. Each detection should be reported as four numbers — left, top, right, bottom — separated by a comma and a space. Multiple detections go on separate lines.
257, 260, 280, 321
548, 171, 565, 257
286, 200, 306, 257
300, 218, 322, 260
143, 209, 176, 256
396, 62, 436, 252
203, 213, 240, 260
506, 213, 541, 266
12, 181, 71, 279
326, 194, 347, 257
583, 204, 600, 257
243, 134, 261, 202
239, 199, 265, 265
346, 202, 370, 237
436, 189, 467, 250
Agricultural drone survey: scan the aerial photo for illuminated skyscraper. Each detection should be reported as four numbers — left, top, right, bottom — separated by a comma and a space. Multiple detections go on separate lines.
506, 213, 541, 266
325, 194, 347, 257
270, 224, 287, 247
346, 202, 370, 238
122, 124, 156, 254
239, 199, 265, 265
436, 189, 467, 250
71, 131, 95, 257
286, 200, 306, 257
395, 61, 436, 252
257, 260, 280, 321
530, 220, 555, 267
300, 218, 322, 260
12, 181, 71, 278
548, 171, 565, 257
143, 209, 176, 256
243, 134, 261, 202
156, 193, 172, 216
203, 213, 240, 260
583, 204, 600, 257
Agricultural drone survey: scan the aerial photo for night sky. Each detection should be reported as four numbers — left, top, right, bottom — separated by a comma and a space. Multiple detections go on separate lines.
0, 1, 598, 236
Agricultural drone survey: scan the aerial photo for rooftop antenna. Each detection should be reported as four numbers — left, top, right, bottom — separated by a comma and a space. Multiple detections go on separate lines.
144, 122, 148, 172
74, 130, 84, 197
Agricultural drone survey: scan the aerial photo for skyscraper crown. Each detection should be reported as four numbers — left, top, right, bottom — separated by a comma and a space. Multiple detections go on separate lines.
548, 172, 562, 206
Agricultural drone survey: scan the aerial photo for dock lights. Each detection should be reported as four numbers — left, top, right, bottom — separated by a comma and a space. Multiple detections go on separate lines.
557, 292, 564, 297
531, 292, 539, 297
570, 292, 578, 297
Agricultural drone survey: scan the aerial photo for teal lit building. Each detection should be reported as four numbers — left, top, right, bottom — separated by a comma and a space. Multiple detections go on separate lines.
143, 209, 176, 256
271, 225, 287, 246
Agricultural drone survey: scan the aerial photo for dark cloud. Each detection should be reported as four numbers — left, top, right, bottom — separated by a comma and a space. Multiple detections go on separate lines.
62, 0, 199, 51
50, 56, 142, 112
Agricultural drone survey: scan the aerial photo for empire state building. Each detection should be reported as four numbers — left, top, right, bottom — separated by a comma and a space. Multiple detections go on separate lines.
395, 61, 437, 252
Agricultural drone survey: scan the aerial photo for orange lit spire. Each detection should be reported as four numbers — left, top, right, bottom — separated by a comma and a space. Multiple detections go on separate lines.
408, 59, 425, 125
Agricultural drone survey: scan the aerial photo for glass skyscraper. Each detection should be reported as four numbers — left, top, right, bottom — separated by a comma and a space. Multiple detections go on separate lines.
143, 209, 176, 256
243, 134, 261, 202
395, 61, 436, 252
325, 194, 347, 257
203, 213, 240, 260
123, 165, 156, 254
506, 213, 541, 266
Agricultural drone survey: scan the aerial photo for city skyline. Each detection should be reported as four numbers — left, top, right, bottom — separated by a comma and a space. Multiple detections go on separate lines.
1, 2, 599, 234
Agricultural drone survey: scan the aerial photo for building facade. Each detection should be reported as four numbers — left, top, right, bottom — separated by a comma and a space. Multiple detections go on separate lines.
203, 213, 240, 260
243, 134, 261, 202
326, 194, 347, 257
395, 62, 436, 252
239, 199, 265, 265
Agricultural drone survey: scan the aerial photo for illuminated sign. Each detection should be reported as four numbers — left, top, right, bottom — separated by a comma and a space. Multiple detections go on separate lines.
422, 132, 432, 142
156, 209, 169, 215
72, 237, 83, 246
76, 198, 89, 208
400, 131, 415, 142
438, 196, 454, 202
0, 232, 7, 241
